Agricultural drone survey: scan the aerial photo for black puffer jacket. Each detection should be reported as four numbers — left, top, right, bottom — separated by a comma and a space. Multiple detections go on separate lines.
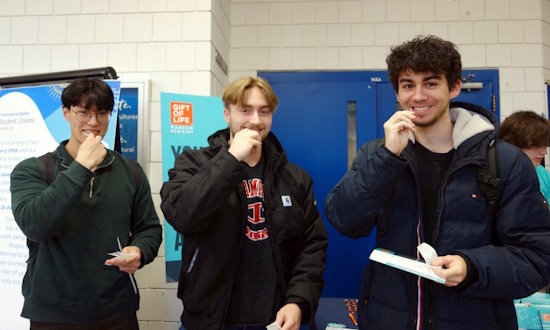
325, 102, 550, 329
160, 129, 328, 330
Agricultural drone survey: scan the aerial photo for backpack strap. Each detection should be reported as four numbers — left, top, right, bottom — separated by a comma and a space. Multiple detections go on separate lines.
476, 139, 500, 243
127, 158, 143, 229
38, 152, 55, 185
128, 158, 142, 196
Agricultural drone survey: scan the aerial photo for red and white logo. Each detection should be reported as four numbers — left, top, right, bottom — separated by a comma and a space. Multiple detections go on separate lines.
243, 179, 268, 241
170, 102, 193, 126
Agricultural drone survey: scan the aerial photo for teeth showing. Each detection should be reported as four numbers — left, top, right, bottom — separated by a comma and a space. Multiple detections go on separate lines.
412, 106, 429, 112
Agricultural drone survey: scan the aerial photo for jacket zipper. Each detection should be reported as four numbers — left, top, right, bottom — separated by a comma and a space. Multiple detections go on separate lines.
260, 156, 287, 297
219, 185, 248, 330
404, 142, 490, 330
60, 154, 115, 200
425, 159, 455, 330
427, 282, 435, 330
263, 176, 287, 297
87, 156, 115, 199
426, 169, 453, 329
186, 247, 199, 273
407, 152, 423, 330
89, 177, 94, 198
427, 158, 484, 329
432, 157, 485, 243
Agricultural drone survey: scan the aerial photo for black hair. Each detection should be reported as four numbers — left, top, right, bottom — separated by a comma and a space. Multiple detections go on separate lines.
61, 77, 114, 112
386, 35, 462, 92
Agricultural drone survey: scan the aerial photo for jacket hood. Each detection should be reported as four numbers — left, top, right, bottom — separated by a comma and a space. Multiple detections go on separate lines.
207, 128, 288, 170
449, 101, 497, 148
403, 101, 498, 167
407, 101, 497, 149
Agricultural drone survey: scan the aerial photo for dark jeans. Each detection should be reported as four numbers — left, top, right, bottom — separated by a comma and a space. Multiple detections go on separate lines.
30, 313, 139, 330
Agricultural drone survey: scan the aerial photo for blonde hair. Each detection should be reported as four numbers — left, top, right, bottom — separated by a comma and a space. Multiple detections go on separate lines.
222, 76, 278, 112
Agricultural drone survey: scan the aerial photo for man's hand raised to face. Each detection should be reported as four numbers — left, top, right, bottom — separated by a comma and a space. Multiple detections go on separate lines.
383, 110, 416, 156
75, 133, 107, 172
228, 128, 262, 161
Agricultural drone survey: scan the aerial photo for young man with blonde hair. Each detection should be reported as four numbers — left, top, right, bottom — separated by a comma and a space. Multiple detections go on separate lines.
161, 76, 328, 330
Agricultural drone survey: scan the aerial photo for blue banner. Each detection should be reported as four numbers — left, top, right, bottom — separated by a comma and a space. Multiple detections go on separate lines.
118, 87, 139, 160
160, 92, 226, 282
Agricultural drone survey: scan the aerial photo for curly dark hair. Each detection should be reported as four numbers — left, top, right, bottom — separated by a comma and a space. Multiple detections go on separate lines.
386, 35, 462, 92
498, 111, 550, 148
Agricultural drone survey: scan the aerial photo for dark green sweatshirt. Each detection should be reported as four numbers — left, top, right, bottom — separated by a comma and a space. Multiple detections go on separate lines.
10, 142, 162, 324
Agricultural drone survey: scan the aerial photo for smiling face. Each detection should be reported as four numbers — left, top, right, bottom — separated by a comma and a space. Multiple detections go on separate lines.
224, 86, 273, 144
63, 103, 110, 147
522, 146, 548, 166
396, 70, 461, 128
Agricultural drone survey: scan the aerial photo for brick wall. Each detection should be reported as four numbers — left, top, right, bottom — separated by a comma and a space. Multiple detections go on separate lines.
230, 0, 550, 119
1, 0, 549, 328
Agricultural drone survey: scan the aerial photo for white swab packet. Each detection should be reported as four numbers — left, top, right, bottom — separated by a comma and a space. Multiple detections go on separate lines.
105, 237, 138, 294
82, 131, 109, 148
417, 242, 438, 266
266, 321, 281, 330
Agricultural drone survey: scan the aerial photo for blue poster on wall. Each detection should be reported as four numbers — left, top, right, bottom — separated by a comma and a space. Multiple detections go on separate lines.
0, 80, 120, 330
160, 92, 226, 282
118, 87, 139, 160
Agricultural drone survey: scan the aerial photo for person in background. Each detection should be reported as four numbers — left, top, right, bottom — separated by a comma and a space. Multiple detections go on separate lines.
325, 35, 550, 329
10, 77, 162, 329
498, 110, 550, 203
160, 76, 328, 330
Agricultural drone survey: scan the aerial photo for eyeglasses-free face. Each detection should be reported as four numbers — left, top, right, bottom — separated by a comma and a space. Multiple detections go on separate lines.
71, 106, 111, 124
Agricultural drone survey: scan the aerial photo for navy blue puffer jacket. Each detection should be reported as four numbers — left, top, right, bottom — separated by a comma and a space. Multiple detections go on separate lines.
325, 102, 550, 329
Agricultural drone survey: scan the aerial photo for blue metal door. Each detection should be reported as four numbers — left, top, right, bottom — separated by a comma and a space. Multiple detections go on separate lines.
259, 70, 499, 299
261, 72, 377, 297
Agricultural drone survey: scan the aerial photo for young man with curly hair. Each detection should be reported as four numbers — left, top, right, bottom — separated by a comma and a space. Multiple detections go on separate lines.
325, 35, 550, 329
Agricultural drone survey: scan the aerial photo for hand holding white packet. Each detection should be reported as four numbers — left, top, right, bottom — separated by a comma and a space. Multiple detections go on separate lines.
106, 251, 139, 261
104, 237, 138, 294
417, 242, 438, 265
266, 321, 281, 330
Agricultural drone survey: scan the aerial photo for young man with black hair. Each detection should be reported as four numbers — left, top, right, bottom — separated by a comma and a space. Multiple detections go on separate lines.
10, 77, 162, 329
325, 35, 550, 329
